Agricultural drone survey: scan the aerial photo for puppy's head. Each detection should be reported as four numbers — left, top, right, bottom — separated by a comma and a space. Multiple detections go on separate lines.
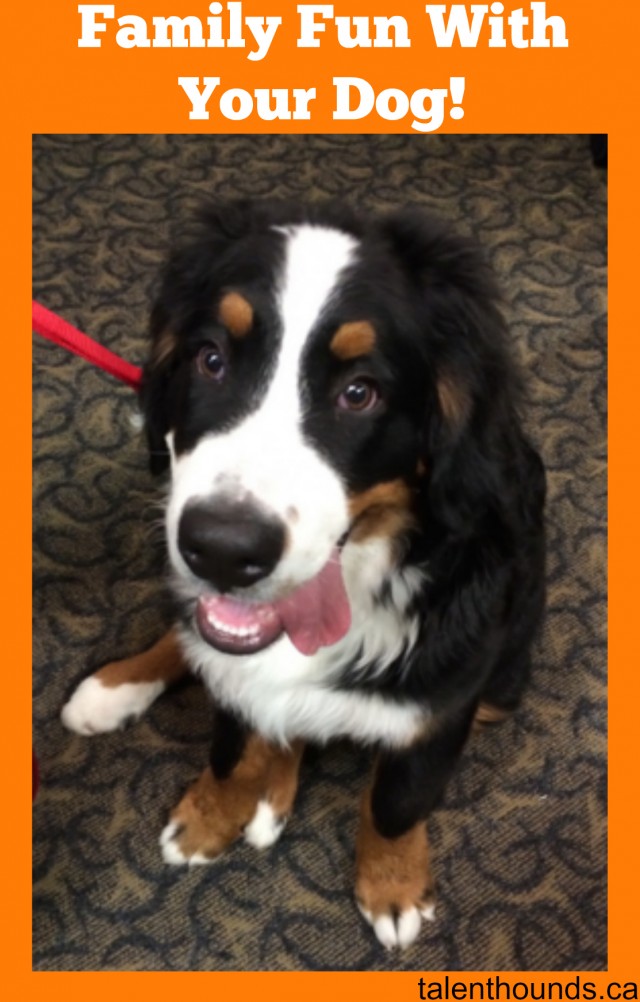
142, 200, 516, 657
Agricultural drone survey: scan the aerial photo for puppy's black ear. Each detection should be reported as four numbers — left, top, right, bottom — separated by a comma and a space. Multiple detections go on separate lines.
380, 208, 523, 536
139, 313, 177, 475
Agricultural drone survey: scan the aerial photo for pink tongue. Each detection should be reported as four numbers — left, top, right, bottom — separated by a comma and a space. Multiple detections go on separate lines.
196, 549, 351, 657
276, 549, 351, 656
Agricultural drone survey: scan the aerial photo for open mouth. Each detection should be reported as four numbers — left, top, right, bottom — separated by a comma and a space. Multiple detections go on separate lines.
195, 548, 351, 657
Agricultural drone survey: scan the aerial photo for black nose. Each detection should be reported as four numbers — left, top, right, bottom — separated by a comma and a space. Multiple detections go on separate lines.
178, 500, 286, 591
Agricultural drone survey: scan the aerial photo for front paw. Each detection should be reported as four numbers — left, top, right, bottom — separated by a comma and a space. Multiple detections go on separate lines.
61, 675, 164, 735
159, 767, 258, 865
356, 805, 435, 950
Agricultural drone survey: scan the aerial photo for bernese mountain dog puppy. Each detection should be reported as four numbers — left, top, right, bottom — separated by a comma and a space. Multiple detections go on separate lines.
62, 200, 546, 950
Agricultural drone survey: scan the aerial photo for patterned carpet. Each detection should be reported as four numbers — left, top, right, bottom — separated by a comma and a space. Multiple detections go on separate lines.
32, 134, 607, 971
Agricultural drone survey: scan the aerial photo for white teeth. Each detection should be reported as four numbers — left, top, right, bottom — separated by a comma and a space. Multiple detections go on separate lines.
204, 614, 260, 640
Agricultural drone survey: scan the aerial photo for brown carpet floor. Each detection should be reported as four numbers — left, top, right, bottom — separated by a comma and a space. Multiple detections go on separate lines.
32, 134, 607, 971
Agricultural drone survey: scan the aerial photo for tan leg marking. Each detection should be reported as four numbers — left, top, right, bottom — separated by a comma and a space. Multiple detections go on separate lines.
95, 628, 187, 687
161, 737, 303, 863
356, 793, 434, 916
355, 791, 435, 949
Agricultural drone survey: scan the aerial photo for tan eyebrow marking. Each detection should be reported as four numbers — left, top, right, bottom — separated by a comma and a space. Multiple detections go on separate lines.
218, 291, 254, 338
330, 321, 376, 360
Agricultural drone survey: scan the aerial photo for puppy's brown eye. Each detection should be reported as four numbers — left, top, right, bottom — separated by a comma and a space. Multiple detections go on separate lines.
197, 344, 226, 381
337, 379, 380, 413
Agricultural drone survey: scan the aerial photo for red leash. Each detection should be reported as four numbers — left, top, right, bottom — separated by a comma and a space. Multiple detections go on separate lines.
32, 301, 143, 391
32, 302, 143, 801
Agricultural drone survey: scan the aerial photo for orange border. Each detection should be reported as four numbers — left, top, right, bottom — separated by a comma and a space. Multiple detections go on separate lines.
12, 0, 632, 991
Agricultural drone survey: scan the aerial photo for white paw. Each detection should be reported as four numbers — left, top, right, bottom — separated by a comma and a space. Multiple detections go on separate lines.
357, 901, 435, 950
159, 820, 213, 867
61, 676, 165, 735
243, 800, 287, 849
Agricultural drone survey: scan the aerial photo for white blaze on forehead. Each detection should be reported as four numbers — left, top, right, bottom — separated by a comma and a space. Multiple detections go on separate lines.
268, 223, 359, 420
277, 223, 359, 352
